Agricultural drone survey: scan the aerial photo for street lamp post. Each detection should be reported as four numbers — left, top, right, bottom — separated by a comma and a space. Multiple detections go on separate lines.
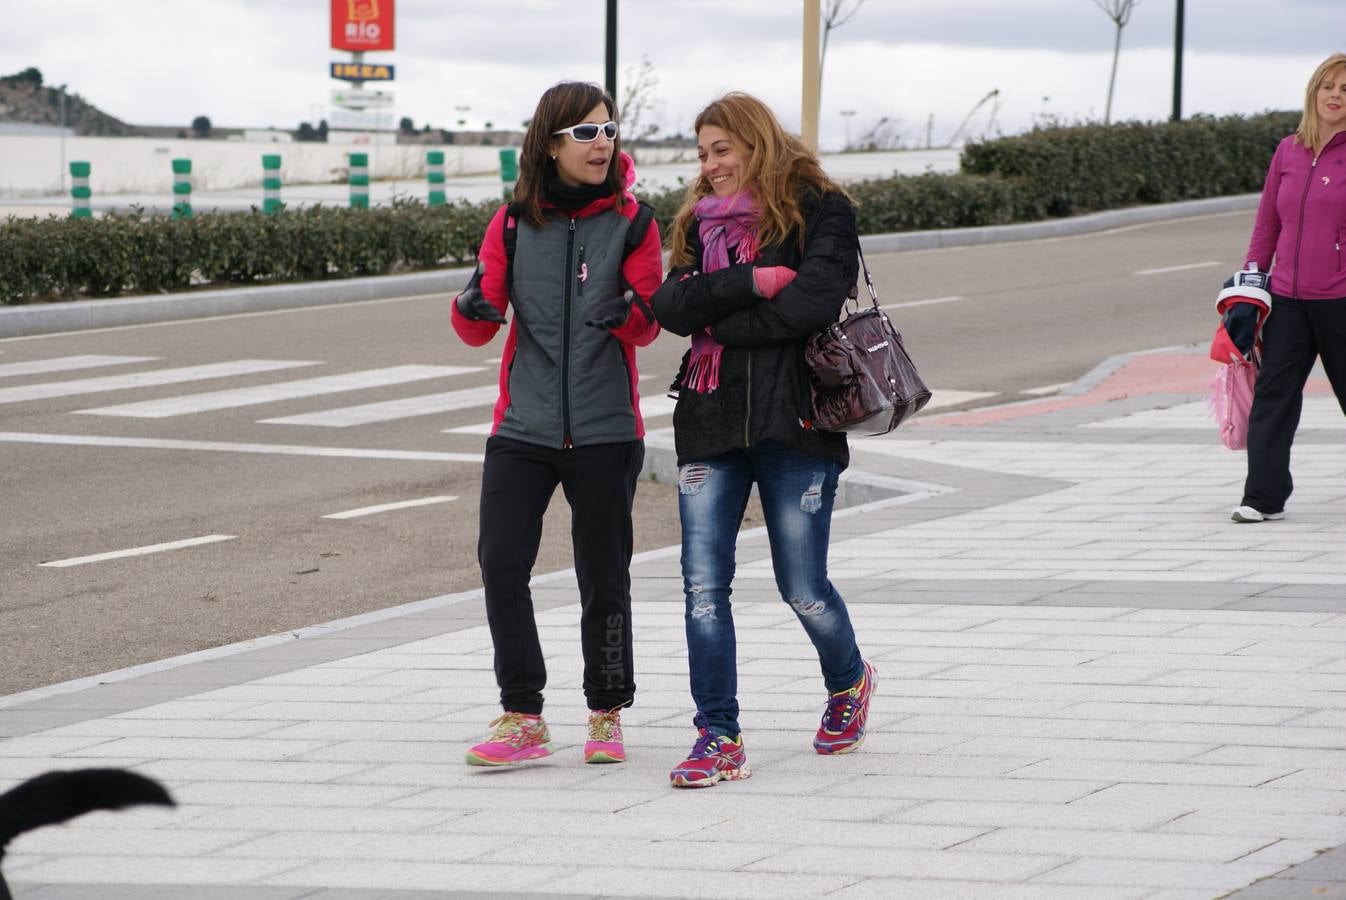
57, 83, 67, 193
840, 109, 856, 151
605, 0, 618, 101
1171, 0, 1185, 122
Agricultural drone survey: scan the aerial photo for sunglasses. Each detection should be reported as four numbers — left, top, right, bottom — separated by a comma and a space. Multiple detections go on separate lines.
552, 121, 618, 142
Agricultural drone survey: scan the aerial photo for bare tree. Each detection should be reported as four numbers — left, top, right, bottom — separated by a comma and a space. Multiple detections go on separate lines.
819, 0, 865, 96
618, 55, 661, 156
855, 115, 907, 151
1094, 0, 1140, 125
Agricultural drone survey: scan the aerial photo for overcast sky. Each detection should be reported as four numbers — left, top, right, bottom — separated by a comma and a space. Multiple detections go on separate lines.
5, 0, 1339, 150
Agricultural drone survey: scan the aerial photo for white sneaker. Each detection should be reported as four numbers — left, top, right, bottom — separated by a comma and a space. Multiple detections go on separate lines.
1231, 505, 1284, 523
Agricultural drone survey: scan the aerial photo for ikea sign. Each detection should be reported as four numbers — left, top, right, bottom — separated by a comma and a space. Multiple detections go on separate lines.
330, 62, 395, 82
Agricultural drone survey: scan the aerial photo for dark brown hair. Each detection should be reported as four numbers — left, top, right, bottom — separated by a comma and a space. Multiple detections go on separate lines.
513, 81, 624, 227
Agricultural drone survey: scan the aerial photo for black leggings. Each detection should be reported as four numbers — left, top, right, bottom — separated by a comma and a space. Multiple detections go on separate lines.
1242, 296, 1346, 513
477, 436, 644, 715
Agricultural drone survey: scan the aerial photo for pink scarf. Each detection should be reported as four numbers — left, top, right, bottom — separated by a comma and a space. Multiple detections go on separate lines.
683, 193, 759, 393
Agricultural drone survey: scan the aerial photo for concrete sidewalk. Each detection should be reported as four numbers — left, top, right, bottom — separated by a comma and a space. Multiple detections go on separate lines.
3, 345, 1345, 899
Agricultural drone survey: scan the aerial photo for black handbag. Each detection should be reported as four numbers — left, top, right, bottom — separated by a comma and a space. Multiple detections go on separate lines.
804, 246, 932, 435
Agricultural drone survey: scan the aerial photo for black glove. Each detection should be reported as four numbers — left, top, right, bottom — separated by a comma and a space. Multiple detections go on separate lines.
1222, 303, 1260, 359
585, 290, 634, 331
454, 269, 506, 324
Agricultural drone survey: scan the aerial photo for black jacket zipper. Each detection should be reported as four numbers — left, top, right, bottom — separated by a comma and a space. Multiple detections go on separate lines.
562, 217, 576, 448
743, 349, 753, 447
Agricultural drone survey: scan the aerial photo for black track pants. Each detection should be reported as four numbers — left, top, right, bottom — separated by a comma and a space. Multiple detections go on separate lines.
477, 435, 643, 715
1242, 296, 1346, 513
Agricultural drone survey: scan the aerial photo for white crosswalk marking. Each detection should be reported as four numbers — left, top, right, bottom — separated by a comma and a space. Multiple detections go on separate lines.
0, 360, 318, 405
0, 355, 160, 379
262, 382, 496, 427
322, 496, 457, 519
0, 431, 483, 462
442, 391, 679, 435
41, 535, 237, 569
76, 365, 473, 419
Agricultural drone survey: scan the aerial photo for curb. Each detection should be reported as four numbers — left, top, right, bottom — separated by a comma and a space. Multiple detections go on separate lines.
859, 193, 1259, 253
1, 194, 1260, 339
0, 266, 475, 339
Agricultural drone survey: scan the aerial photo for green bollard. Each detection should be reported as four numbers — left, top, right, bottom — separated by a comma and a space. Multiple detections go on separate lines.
426, 150, 446, 207
498, 147, 518, 199
262, 154, 282, 214
348, 152, 369, 209
171, 158, 192, 219
69, 161, 92, 219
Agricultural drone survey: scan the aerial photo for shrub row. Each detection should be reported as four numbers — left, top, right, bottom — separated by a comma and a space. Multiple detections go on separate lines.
959, 111, 1299, 218
1, 111, 1299, 303
0, 199, 497, 303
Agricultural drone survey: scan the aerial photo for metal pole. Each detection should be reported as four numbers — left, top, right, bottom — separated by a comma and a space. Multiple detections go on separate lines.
1171, 0, 1185, 122
605, 0, 617, 100
58, 85, 67, 193
802, 0, 820, 151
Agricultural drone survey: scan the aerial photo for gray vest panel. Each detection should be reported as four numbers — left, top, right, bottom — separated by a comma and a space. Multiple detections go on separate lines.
496, 209, 638, 448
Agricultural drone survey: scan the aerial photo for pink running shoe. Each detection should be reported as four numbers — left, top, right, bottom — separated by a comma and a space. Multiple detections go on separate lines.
669, 714, 750, 788
583, 707, 626, 764
465, 712, 553, 766
814, 659, 877, 755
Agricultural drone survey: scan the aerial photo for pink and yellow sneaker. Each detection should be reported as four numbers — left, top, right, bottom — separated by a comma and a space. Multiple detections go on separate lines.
813, 659, 877, 755
583, 707, 626, 764
465, 712, 554, 766
669, 714, 751, 788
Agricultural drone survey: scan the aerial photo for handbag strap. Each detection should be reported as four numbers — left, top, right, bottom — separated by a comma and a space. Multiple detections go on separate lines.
856, 244, 879, 309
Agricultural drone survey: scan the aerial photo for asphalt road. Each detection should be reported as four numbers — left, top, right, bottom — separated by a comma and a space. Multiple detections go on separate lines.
0, 208, 1255, 694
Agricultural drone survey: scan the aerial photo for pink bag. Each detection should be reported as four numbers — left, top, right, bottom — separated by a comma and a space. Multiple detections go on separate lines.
1208, 358, 1257, 450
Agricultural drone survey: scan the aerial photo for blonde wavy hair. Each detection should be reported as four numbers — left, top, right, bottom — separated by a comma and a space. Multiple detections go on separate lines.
668, 92, 851, 268
1296, 53, 1346, 156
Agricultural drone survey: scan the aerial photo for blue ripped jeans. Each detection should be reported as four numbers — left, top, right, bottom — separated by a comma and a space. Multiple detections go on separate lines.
678, 440, 863, 738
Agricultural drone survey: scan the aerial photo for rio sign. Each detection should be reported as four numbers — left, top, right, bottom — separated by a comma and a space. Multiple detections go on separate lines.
331, 0, 395, 52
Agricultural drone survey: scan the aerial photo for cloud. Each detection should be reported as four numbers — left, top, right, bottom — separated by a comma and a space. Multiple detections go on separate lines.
3, 0, 1335, 143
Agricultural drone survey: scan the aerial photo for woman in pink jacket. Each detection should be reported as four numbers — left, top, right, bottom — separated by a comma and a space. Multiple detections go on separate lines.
1234, 52, 1346, 523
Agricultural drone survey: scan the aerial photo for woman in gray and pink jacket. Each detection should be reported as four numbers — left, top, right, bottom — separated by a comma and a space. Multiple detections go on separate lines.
1234, 52, 1346, 523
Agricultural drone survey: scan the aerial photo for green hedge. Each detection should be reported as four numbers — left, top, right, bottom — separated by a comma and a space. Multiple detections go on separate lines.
0, 198, 497, 303
1, 111, 1298, 303
960, 111, 1298, 218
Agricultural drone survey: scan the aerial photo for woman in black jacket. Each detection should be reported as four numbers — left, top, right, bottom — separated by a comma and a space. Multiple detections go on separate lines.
652, 92, 875, 788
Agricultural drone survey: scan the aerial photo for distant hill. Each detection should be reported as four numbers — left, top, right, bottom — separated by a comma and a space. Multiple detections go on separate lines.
0, 67, 132, 136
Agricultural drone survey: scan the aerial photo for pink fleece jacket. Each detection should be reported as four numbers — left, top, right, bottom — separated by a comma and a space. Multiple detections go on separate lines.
1245, 131, 1346, 300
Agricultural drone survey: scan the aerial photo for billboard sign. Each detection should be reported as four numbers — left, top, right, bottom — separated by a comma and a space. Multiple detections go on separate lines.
331, 0, 394, 52
331, 88, 395, 110
330, 62, 395, 82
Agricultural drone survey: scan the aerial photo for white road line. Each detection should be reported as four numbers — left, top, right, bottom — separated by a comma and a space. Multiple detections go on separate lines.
920, 389, 997, 411
262, 382, 497, 427
444, 422, 494, 435
0, 291, 457, 344
443, 392, 679, 434
41, 534, 236, 569
322, 496, 458, 519
0, 355, 159, 379
1021, 382, 1073, 396
77, 365, 474, 419
1133, 261, 1222, 276
0, 360, 318, 405
883, 295, 965, 310
0, 432, 483, 462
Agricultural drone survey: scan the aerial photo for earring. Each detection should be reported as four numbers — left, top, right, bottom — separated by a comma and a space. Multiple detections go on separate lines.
550, 154, 557, 160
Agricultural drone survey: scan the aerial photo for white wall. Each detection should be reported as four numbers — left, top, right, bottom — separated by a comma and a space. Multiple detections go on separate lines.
0, 135, 514, 196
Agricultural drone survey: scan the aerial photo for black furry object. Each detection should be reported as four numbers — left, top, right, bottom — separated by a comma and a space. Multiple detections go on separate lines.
0, 769, 174, 900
